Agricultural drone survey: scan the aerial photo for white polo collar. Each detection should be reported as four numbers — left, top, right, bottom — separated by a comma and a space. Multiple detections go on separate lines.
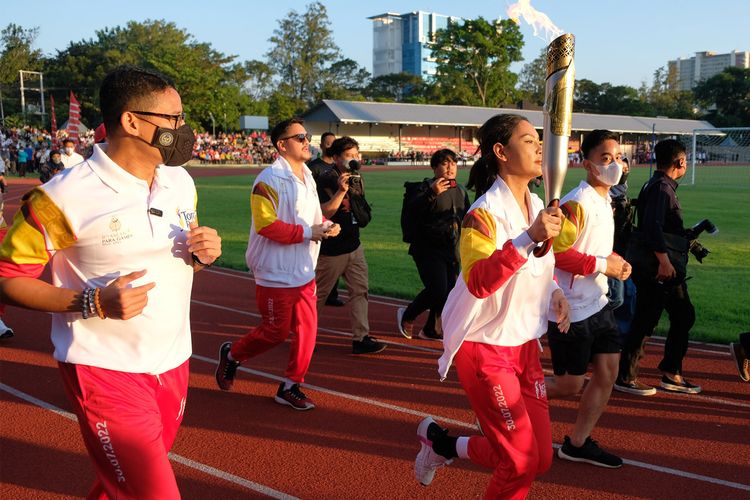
88, 144, 172, 193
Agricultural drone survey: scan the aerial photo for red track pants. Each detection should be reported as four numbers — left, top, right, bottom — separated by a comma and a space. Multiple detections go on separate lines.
231, 279, 317, 383
454, 340, 552, 500
58, 359, 189, 500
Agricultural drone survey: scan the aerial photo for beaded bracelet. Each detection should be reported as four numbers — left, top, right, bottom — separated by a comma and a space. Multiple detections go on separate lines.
81, 288, 96, 319
93, 288, 106, 319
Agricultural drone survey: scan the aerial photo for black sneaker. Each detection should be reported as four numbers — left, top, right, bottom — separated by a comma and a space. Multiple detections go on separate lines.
557, 436, 623, 468
730, 342, 750, 382
274, 382, 315, 410
353, 335, 387, 355
325, 297, 346, 307
660, 375, 702, 394
215, 341, 240, 391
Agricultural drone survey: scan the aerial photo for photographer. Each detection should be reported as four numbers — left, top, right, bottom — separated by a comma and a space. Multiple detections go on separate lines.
397, 149, 469, 340
315, 136, 386, 355
615, 139, 702, 396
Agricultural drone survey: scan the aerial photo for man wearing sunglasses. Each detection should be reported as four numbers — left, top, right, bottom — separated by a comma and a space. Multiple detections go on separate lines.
216, 117, 340, 411
0, 65, 222, 498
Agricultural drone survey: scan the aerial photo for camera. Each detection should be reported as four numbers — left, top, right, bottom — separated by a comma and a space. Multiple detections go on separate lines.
347, 159, 362, 189
685, 219, 718, 264
446, 178, 457, 189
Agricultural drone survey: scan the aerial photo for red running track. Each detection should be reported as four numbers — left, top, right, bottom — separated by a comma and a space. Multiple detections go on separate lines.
1, 176, 749, 499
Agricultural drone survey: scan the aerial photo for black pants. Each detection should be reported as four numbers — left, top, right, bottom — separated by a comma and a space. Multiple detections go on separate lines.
741, 332, 750, 353
403, 252, 458, 335
618, 269, 695, 381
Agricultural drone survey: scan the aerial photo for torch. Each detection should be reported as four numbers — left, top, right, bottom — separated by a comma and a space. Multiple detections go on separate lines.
534, 33, 575, 257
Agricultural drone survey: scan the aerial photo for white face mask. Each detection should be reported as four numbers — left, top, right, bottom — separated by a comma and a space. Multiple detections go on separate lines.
593, 160, 623, 187
64, 147, 74, 155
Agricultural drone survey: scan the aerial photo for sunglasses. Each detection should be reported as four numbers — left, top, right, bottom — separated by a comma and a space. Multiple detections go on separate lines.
131, 111, 186, 128
281, 133, 312, 143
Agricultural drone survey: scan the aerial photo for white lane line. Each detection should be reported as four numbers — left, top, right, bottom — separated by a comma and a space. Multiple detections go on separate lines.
167, 454, 298, 500
0, 383, 298, 499
620, 457, 750, 492
191, 299, 750, 409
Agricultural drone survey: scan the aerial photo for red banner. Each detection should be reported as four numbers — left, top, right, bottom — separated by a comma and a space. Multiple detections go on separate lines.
50, 95, 58, 147
68, 91, 81, 144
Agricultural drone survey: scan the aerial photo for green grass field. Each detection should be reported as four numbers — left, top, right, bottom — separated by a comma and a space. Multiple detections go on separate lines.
195, 165, 750, 344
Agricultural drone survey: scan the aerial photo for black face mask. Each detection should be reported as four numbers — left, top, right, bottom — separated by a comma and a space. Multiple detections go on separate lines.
618, 172, 629, 185
147, 123, 195, 166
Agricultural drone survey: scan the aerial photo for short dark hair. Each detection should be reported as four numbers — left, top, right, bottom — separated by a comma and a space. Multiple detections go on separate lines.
655, 139, 686, 169
62, 138, 75, 146
271, 117, 304, 151
50, 149, 62, 157
328, 136, 359, 157
100, 65, 176, 135
581, 129, 619, 159
430, 149, 457, 169
321, 132, 335, 142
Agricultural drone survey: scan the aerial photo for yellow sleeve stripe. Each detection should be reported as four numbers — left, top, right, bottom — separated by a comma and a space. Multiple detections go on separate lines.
460, 208, 498, 281
251, 182, 279, 232
0, 209, 49, 265
553, 200, 584, 253
0, 188, 76, 265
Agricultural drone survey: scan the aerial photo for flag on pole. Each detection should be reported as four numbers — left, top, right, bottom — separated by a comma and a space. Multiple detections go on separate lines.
68, 91, 81, 144
50, 95, 58, 147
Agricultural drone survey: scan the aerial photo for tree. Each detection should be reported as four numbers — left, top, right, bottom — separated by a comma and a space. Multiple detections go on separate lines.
518, 48, 546, 106
0, 23, 43, 123
44, 20, 248, 131
640, 66, 696, 119
694, 67, 750, 126
316, 58, 370, 101
265, 1, 340, 105
243, 59, 274, 101
430, 17, 524, 107
0, 24, 42, 84
365, 72, 426, 102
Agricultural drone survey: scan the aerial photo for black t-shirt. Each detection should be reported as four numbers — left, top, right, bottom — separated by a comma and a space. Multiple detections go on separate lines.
307, 157, 333, 181
408, 178, 470, 261
317, 168, 364, 256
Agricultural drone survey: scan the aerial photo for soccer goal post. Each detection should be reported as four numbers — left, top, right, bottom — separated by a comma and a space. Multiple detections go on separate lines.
686, 127, 750, 186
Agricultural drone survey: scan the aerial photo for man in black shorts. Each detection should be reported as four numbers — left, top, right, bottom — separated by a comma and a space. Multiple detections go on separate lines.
545, 130, 632, 468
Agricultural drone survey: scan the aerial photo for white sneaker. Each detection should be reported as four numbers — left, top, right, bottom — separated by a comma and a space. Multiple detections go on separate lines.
0, 318, 13, 339
396, 307, 412, 339
415, 416, 452, 486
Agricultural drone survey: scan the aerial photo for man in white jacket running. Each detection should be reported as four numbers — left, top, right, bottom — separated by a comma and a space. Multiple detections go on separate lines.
215, 117, 340, 411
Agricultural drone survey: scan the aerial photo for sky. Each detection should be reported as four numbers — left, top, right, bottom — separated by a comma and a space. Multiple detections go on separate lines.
3, 0, 749, 89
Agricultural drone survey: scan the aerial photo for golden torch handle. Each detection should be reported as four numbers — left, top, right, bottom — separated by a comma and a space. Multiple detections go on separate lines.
532, 199, 559, 257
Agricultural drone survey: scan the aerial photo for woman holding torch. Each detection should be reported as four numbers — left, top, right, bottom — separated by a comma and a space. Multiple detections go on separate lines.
414, 113, 570, 499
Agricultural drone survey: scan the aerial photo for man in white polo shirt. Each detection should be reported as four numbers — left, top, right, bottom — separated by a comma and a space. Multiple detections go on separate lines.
0, 65, 221, 499
60, 137, 85, 168
545, 130, 631, 469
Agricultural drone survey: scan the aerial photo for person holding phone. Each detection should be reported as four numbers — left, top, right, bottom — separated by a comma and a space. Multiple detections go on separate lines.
398, 149, 470, 341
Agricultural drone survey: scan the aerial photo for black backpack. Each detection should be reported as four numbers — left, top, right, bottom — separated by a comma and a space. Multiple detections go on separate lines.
401, 179, 430, 243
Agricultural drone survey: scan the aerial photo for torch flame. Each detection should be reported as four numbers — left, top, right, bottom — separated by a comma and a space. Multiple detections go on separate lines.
507, 0, 564, 43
